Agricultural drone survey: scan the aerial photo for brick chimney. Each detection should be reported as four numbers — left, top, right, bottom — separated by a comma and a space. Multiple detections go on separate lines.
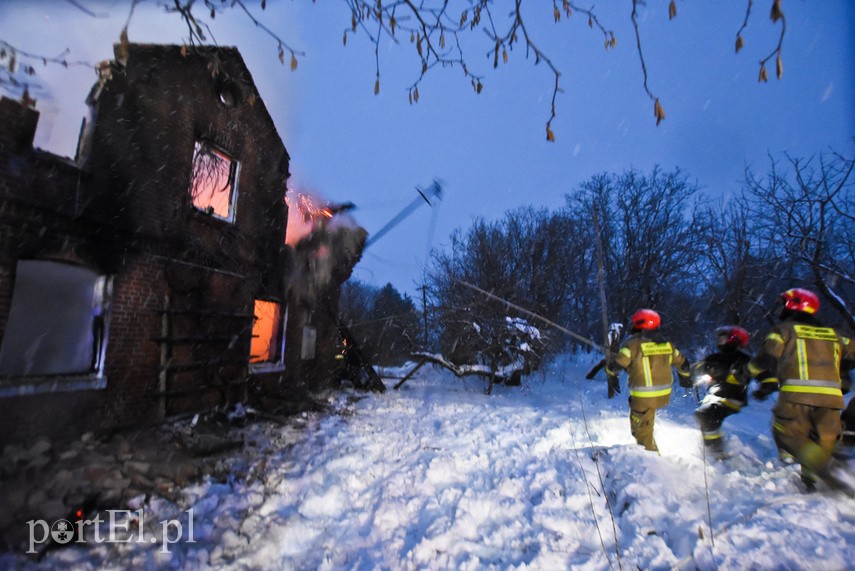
0, 95, 39, 153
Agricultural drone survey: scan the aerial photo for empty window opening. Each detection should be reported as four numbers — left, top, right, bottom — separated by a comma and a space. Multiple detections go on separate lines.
250, 300, 286, 367
189, 141, 239, 221
0, 260, 111, 377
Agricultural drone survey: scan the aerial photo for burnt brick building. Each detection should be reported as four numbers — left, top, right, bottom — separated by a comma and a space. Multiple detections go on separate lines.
0, 44, 361, 446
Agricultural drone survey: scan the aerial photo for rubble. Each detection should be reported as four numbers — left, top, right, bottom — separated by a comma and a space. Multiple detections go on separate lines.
0, 402, 330, 556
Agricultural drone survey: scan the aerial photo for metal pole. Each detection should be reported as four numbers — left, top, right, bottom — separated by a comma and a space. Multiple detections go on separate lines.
453, 278, 604, 353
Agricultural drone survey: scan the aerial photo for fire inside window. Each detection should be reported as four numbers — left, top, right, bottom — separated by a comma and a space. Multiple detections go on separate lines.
0, 260, 111, 377
250, 300, 285, 366
189, 141, 239, 222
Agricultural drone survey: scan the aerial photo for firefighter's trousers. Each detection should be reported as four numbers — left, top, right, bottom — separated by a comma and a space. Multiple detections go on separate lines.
772, 400, 841, 478
629, 398, 658, 452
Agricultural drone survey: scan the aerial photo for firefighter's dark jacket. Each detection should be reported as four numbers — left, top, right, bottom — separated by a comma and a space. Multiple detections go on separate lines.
606, 332, 691, 409
748, 313, 855, 410
696, 348, 751, 409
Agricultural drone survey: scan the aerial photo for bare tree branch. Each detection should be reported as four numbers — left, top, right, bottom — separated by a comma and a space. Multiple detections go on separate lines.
1, 1, 795, 134
65, 0, 109, 18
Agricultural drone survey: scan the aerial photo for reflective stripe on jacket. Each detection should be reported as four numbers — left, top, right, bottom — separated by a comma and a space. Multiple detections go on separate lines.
748, 319, 855, 409
607, 333, 690, 409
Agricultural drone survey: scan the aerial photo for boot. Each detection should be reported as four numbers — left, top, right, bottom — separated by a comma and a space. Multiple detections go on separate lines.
800, 472, 817, 493
703, 434, 728, 461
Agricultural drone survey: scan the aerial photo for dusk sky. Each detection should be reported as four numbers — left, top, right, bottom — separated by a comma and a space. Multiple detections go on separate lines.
1, 1, 852, 298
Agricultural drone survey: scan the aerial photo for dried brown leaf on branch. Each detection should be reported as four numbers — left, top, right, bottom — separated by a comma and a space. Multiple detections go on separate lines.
654, 98, 666, 126
2, 0, 805, 138
771, 0, 783, 22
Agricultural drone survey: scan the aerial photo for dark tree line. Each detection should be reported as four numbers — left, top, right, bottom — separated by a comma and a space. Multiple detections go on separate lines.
339, 280, 422, 366
417, 147, 854, 372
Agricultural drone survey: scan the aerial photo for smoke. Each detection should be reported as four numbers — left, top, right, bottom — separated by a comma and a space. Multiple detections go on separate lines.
284, 190, 359, 246
284, 189, 366, 307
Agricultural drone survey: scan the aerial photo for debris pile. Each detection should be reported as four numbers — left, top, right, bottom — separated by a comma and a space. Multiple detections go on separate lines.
0, 403, 326, 555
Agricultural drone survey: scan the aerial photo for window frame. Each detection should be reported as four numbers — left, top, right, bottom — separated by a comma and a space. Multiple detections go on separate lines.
0, 259, 112, 397
249, 299, 287, 373
188, 140, 240, 223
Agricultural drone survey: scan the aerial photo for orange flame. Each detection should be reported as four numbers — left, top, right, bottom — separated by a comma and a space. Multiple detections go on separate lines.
285, 191, 328, 246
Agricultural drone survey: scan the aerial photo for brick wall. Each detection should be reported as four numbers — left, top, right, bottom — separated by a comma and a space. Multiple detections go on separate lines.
0, 45, 298, 446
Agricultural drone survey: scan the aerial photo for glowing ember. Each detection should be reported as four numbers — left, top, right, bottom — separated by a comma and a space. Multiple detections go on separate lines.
285, 191, 328, 246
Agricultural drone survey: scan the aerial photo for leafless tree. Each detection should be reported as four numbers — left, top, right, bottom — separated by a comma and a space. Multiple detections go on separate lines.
744, 147, 855, 330
424, 208, 572, 375
569, 167, 703, 333
2, 0, 791, 137
695, 197, 756, 324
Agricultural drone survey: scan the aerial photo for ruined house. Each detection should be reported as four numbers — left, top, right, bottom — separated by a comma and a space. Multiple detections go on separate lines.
0, 44, 365, 446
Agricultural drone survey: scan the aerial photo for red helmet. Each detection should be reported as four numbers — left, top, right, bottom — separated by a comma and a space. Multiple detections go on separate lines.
780, 288, 820, 315
630, 309, 661, 330
715, 325, 749, 349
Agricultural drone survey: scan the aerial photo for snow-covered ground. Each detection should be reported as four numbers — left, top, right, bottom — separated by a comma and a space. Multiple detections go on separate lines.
6, 354, 855, 570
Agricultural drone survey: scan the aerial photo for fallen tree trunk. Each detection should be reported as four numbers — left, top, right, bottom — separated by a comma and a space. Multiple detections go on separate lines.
410, 351, 524, 393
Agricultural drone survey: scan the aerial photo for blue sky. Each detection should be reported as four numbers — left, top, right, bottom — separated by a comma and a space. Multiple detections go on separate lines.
1, 1, 853, 298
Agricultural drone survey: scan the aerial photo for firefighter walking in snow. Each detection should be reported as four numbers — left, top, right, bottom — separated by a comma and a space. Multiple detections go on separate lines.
749, 288, 855, 492
692, 326, 752, 460
606, 309, 692, 452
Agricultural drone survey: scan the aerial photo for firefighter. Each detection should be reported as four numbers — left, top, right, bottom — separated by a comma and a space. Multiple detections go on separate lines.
692, 325, 752, 460
749, 288, 855, 491
606, 309, 692, 452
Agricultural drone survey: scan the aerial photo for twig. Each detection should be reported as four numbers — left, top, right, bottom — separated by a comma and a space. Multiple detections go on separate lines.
630, 0, 654, 101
